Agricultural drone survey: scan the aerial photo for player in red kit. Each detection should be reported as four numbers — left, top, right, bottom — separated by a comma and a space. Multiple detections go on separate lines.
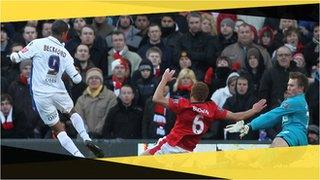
141, 69, 267, 155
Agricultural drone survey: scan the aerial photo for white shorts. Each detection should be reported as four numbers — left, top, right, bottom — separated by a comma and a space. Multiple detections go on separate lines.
33, 92, 74, 126
148, 137, 190, 155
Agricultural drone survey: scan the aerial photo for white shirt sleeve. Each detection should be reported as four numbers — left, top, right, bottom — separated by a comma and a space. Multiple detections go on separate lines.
64, 53, 82, 84
17, 40, 38, 61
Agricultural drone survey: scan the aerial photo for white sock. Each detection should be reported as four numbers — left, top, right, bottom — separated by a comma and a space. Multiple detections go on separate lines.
57, 131, 84, 158
70, 113, 91, 142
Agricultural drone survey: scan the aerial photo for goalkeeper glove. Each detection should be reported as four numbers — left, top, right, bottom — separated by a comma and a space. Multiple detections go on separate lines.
225, 121, 251, 138
239, 124, 250, 138
225, 120, 245, 133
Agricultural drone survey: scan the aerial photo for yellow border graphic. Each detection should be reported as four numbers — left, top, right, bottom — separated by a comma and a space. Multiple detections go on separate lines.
101, 145, 320, 179
1, 1, 319, 179
1, 0, 319, 22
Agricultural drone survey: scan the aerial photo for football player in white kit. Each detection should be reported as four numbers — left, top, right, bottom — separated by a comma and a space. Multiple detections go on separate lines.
10, 20, 104, 158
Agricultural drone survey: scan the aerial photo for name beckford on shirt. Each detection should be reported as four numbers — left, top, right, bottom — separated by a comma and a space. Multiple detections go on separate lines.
43, 45, 67, 58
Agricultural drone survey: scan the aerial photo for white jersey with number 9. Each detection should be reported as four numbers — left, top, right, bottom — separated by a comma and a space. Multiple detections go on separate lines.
15, 36, 79, 94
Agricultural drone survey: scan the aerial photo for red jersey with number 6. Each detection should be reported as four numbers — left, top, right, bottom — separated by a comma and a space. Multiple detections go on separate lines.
167, 98, 227, 151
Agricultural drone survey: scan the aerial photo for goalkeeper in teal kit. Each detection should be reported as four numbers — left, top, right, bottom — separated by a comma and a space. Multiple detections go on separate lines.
226, 72, 309, 147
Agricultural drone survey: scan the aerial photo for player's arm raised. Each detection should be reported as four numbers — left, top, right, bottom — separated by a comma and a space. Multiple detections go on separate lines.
152, 68, 175, 107
225, 99, 267, 121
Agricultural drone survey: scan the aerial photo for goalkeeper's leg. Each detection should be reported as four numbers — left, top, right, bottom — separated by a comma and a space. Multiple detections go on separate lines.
270, 137, 289, 148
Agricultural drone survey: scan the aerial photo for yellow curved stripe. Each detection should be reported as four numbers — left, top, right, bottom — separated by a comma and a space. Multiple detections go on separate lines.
101, 145, 320, 179
1, 0, 319, 22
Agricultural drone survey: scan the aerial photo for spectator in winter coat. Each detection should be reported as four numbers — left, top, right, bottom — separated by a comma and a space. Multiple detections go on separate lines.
132, 47, 164, 83
106, 15, 142, 52
135, 60, 158, 109
292, 53, 307, 74
66, 25, 108, 77
1, 27, 14, 71
201, 13, 217, 36
1, 94, 33, 138
174, 12, 216, 80
211, 72, 239, 108
8, 60, 44, 138
212, 15, 238, 59
258, 26, 281, 56
75, 68, 117, 138
221, 23, 272, 72
71, 44, 95, 102
91, 16, 115, 39
105, 58, 130, 96
303, 23, 319, 76
137, 23, 172, 71
204, 56, 232, 95
305, 61, 319, 126
274, 18, 298, 44
282, 27, 304, 55
160, 14, 183, 68
21, 25, 37, 46
172, 51, 195, 78
107, 31, 142, 77
3, 43, 24, 85
134, 15, 150, 38
102, 84, 143, 139
241, 47, 266, 94
222, 74, 259, 140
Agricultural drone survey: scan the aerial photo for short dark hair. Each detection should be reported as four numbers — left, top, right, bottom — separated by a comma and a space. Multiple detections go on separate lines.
187, 12, 202, 22
289, 71, 309, 92
238, 22, 252, 30
111, 30, 126, 41
1, 94, 13, 104
190, 82, 209, 102
135, 15, 149, 21
10, 42, 24, 52
216, 56, 231, 67
51, 20, 69, 36
80, 24, 96, 35
283, 27, 300, 41
148, 23, 161, 31
121, 84, 134, 93
146, 46, 163, 59
23, 25, 36, 33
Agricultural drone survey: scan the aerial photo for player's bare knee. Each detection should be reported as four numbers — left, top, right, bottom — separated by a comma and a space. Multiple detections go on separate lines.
140, 151, 151, 156
69, 108, 77, 116
64, 108, 76, 119
51, 121, 65, 134
270, 137, 289, 148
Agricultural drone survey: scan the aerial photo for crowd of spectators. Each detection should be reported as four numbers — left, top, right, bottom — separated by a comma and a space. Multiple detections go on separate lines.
1, 11, 319, 144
